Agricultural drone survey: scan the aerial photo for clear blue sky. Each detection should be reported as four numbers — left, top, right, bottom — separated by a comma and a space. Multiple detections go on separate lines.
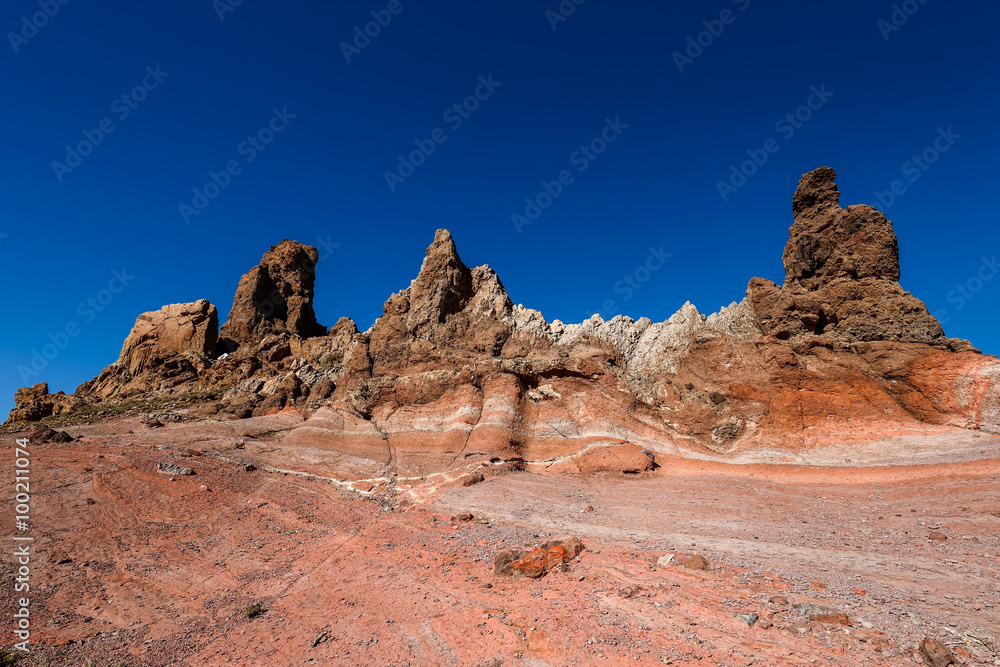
2, 0, 997, 416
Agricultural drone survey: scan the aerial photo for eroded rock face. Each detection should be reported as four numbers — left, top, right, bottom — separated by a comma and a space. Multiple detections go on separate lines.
8, 383, 80, 422
786, 166, 901, 287
220, 239, 326, 345
6, 168, 995, 481
367, 230, 516, 374
747, 167, 944, 344
118, 300, 219, 376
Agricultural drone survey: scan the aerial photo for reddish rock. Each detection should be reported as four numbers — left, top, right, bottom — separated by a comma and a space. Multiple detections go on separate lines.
8, 383, 80, 423
919, 637, 957, 667
676, 554, 711, 571
5, 168, 997, 481
462, 471, 485, 487
500, 538, 585, 579
747, 167, 944, 344
220, 239, 326, 344
116, 299, 219, 376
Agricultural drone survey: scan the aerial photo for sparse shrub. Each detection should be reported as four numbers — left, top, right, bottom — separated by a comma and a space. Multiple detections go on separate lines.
243, 602, 265, 619
321, 351, 344, 370
233, 441, 245, 450
0, 646, 20, 666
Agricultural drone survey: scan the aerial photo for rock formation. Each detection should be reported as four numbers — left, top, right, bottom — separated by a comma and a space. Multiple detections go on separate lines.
746, 166, 944, 343
8, 382, 79, 422
219, 239, 327, 345
117, 300, 218, 376
79, 300, 219, 400
6, 167, 998, 479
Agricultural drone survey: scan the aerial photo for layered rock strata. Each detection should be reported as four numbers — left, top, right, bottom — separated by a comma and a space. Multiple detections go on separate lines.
8, 168, 998, 480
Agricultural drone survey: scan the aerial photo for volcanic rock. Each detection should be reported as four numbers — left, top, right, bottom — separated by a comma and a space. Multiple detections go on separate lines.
27, 427, 74, 443
117, 299, 219, 376
367, 230, 515, 374
8, 383, 80, 422
5, 168, 997, 478
746, 167, 944, 344
919, 637, 958, 667
676, 554, 711, 571
220, 239, 326, 344
496, 538, 585, 579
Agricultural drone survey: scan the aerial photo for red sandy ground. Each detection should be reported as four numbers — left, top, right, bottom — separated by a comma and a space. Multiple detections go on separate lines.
2, 418, 999, 666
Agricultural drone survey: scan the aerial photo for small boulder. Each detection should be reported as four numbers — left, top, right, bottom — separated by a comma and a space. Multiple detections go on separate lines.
496, 537, 585, 579
919, 637, 957, 667
462, 471, 485, 487
676, 554, 711, 571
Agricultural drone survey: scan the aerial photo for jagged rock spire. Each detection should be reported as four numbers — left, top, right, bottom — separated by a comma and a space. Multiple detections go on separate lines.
220, 239, 326, 344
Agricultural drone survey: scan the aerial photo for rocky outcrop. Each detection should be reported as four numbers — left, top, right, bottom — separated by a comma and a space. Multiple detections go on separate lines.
746, 167, 944, 344
117, 300, 218, 376
6, 168, 995, 479
366, 230, 517, 374
220, 239, 326, 345
76, 300, 220, 400
785, 166, 901, 287
9, 383, 80, 422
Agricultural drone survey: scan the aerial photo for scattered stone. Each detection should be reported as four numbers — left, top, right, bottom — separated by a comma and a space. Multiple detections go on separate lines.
740, 612, 759, 627
769, 596, 789, 606
243, 463, 258, 472
455, 512, 474, 522
656, 554, 674, 567
928, 532, 947, 542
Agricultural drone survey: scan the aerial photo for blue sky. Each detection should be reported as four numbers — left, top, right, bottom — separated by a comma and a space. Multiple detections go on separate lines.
1, 0, 997, 416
